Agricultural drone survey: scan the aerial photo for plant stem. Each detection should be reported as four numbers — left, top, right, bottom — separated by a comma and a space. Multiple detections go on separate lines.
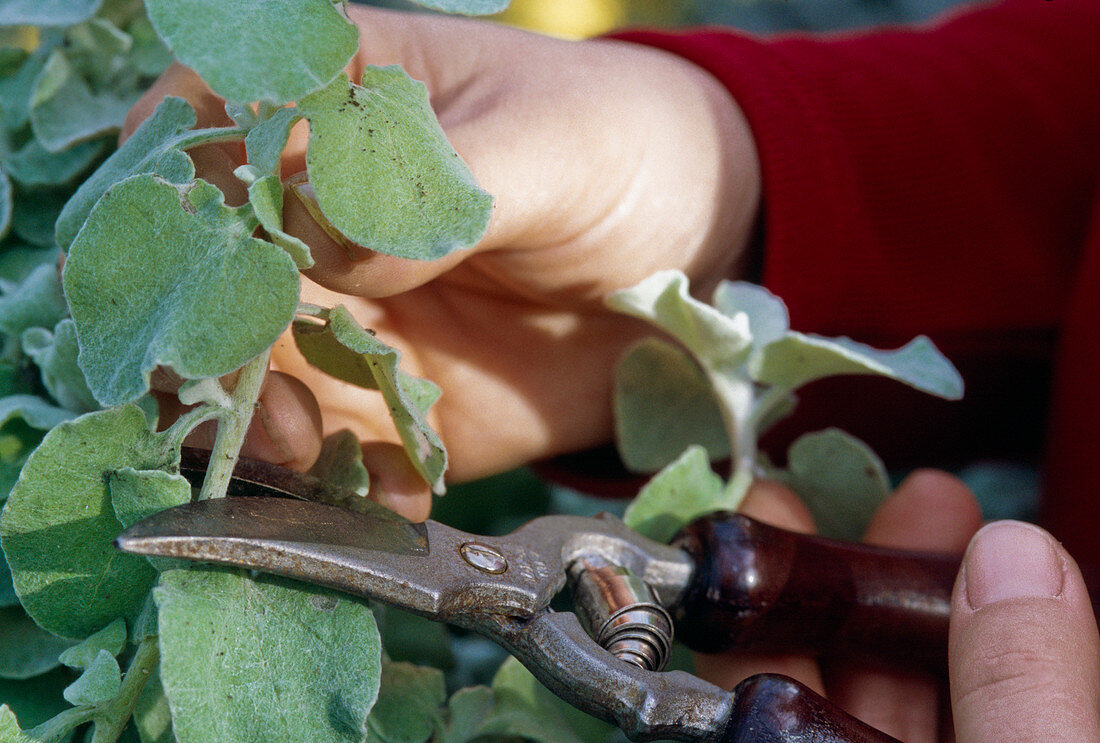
89, 636, 160, 743
175, 126, 249, 151
198, 349, 270, 501
708, 372, 757, 506
26, 706, 96, 743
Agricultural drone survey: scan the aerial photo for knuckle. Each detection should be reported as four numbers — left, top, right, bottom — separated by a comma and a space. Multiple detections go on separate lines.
955, 642, 1066, 708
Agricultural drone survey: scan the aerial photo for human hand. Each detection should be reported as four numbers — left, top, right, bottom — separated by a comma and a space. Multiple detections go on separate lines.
124, 6, 761, 519
704, 471, 1100, 741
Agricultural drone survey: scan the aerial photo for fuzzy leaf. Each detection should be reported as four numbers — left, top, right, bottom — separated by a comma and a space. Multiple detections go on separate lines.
0, 395, 73, 431
0, 1, 104, 26
365, 662, 445, 743
55, 96, 197, 250
442, 686, 495, 743
750, 333, 964, 400
155, 567, 382, 743
145, 0, 357, 104
57, 617, 125, 669
606, 270, 752, 376
0, 607, 73, 680
768, 429, 890, 541
309, 430, 370, 498
240, 170, 313, 268
623, 446, 735, 544
0, 53, 46, 132
63, 175, 299, 406
245, 106, 302, 177
30, 51, 137, 152
0, 264, 67, 340
62, 649, 120, 706
483, 657, 613, 743
109, 467, 191, 529
21, 320, 99, 414
614, 338, 729, 474
4, 137, 105, 188
410, 0, 511, 14
712, 280, 789, 351
293, 306, 446, 494
0, 704, 33, 743
300, 69, 492, 260
0, 405, 174, 638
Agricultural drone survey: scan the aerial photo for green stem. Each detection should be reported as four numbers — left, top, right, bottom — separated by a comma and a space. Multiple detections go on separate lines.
175, 126, 249, 151
158, 402, 223, 459
89, 636, 160, 743
707, 372, 757, 505
26, 706, 96, 743
198, 349, 270, 501
747, 386, 792, 432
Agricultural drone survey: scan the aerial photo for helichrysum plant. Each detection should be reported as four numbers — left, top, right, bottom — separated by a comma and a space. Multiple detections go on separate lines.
0, 3, 964, 742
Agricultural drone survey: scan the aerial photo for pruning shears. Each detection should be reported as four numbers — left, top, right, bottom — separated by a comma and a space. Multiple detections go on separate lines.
117, 448, 963, 743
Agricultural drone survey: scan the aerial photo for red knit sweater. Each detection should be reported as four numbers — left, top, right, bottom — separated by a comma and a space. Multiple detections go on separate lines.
614, 0, 1100, 561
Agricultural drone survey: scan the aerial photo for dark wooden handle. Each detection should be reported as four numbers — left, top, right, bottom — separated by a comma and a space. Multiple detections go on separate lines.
720, 674, 901, 743
673, 512, 961, 672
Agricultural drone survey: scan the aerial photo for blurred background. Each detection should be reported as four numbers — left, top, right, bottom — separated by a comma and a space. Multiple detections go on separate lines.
366, 0, 985, 39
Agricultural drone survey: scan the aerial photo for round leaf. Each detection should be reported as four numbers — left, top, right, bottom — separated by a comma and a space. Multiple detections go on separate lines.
300, 69, 492, 260
144, 0, 358, 105
0, 405, 174, 638
156, 567, 382, 743
613, 338, 728, 473
63, 175, 299, 407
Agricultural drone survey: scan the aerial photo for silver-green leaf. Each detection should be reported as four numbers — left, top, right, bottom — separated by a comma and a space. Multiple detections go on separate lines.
765, 429, 890, 541
712, 280, 789, 352
613, 338, 728, 474
55, 95, 197, 251
58, 617, 126, 669
606, 270, 752, 376
109, 467, 191, 530
245, 106, 302, 178
750, 333, 964, 400
0, 607, 74, 680
309, 430, 371, 499
293, 306, 446, 494
623, 445, 733, 544
62, 649, 121, 706
144, 0, 358, 104
0, 405, 175, 638
155, 567, 382, 743
408, 0, 510, 15
299, 69, 492, 260
0, 0, 103, 27
21, 319, 99, 414
365, 662, 445, 743
63, 175, 299, 407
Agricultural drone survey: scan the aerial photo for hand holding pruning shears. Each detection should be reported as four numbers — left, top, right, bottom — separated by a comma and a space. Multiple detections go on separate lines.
118, 452, 1100, 742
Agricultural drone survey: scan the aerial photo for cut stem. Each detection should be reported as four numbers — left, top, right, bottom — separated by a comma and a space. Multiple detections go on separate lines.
197, 349, 270, 501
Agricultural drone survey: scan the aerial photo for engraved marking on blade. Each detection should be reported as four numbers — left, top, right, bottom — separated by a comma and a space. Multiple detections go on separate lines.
460, 542, 508, 574
508, 545, 551, 585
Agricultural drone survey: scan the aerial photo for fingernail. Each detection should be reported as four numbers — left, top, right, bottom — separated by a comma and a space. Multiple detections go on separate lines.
964, 521, 1064, 609
284, 174, 367, 261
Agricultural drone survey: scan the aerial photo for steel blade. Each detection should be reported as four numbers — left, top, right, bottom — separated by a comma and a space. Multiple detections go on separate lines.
115, 497, 562, 621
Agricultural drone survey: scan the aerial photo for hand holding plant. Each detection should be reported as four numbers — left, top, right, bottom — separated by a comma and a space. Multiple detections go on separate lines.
126, 5, 763, 518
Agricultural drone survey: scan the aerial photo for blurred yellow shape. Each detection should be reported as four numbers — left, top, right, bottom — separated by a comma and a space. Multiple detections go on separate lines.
494, 0, 627, 39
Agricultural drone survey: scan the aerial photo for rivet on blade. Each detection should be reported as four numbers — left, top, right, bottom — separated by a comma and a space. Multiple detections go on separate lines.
460, 542, 508, 574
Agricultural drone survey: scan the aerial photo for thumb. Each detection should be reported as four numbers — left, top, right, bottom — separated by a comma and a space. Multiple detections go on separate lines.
949, 520, 1100, 742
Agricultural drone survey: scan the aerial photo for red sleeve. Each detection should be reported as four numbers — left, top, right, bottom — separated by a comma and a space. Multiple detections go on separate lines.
613, 1, 1100, 555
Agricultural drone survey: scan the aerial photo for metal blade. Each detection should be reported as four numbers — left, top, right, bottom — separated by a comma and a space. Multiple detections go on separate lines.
115, 497, 562, 622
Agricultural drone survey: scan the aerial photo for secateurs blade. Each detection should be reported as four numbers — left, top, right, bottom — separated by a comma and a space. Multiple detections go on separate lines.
116, 447, 964, 743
